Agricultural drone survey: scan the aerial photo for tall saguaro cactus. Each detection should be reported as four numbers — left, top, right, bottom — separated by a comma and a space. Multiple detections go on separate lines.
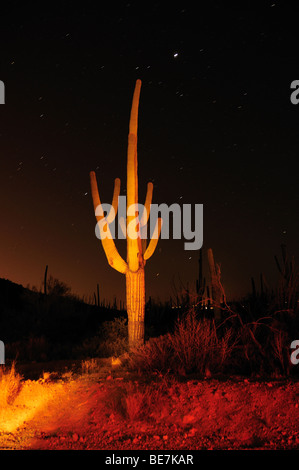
90, 80, 162, 348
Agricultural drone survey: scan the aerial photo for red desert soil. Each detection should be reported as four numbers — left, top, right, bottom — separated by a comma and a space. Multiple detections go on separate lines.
0, 360, 298, 450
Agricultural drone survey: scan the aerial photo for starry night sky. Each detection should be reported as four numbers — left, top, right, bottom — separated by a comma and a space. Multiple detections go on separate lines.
0, 2, 298, 304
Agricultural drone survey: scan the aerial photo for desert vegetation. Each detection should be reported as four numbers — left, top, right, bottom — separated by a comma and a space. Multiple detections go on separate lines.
0, 245, 298, 379
0, 244, 298, 450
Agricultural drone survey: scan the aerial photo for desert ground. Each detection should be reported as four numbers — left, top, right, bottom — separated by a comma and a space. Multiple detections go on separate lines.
0, 358, 298, 451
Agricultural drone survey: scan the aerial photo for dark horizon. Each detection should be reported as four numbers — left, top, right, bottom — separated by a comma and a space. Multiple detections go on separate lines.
0, 2, 298, 304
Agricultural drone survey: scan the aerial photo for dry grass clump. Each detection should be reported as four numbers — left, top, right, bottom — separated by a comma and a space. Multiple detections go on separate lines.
81, 358, 99, 375
101, 380, 170, 423
0, 362, 23, 406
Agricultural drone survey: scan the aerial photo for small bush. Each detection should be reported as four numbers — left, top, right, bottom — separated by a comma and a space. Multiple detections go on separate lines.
98, 317, 128, 357
77, 317, 128, 358
237, 320, 293, 376
127, 335, 173, 373
170, 314, 217, 374
128, 309, 236, 376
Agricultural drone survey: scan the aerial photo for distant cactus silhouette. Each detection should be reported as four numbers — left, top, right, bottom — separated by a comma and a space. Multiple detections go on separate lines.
44, 265, 48, 296
274, 244, 298, 312
90, 80, 162, 348
196, 248, 206, 304
207, 248, 225, 320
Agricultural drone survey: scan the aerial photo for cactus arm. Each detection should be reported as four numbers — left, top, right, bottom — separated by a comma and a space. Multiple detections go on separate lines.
144, 217, 162, 261
140, 182, 153, 228
141, 236, 147, 258
140, 182, 153, 256
107, 177, 120, 223
129, 79, 141, 135
90, 171, 128, 274
139, 181, 153, 256
118, 216, 127, 238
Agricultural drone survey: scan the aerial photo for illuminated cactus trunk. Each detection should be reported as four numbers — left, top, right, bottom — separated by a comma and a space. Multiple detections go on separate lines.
90, 80, 162, 349
126, 269, 145, 347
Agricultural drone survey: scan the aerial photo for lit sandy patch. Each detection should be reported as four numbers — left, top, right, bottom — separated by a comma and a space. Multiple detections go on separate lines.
0, 378, 68, 434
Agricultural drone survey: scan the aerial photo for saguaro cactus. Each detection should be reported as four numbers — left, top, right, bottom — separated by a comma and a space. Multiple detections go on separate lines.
90, 80, 162, 348
207, 248, 225, 321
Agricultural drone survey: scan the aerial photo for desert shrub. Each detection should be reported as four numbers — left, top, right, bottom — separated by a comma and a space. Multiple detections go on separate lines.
0, 362, 23, 405
127, 334, 173, 373
45, 275, 71, 297
270, 328, 291, 375
169, 310, 236, 375
76, 317, 128, 358
98, 317, 128, 357
236, 319, 293, 377
128, 309, 236, 376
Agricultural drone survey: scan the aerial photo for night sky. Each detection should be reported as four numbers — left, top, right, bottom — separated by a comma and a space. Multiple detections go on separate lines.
0, 2, 298, 305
